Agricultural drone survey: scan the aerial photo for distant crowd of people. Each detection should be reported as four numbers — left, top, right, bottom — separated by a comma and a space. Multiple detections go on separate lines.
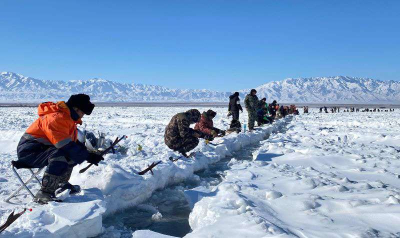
316, 106, 395, 113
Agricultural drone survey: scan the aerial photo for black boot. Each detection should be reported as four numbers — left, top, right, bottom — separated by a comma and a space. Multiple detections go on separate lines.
178, 150, 189, 158
56, 183, 81, 195
178, 150, 196, 158
34, 172, 63, 204
56, 167, 81, 195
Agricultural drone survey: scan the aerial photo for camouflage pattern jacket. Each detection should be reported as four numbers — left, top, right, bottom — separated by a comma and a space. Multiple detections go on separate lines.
164, 110, 201, 146
244, 94, 259, 112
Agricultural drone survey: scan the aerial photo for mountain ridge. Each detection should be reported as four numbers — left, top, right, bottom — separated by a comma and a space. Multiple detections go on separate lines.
1, 72, 399, 103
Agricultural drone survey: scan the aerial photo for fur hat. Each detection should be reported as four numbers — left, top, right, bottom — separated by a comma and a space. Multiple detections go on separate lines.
66, 94, 95, 115
206, 109, 217, 118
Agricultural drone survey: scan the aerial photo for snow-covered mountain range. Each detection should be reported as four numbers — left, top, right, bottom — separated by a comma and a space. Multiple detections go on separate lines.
0, 72, 230, 102
1, 72, 399, 103
253, 76, 400, 104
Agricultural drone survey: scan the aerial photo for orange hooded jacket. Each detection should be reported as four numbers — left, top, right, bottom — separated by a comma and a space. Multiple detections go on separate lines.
24, 101, 82, 148
18, 101, 89, 165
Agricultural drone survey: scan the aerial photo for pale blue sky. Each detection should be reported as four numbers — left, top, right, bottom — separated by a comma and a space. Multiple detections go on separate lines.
0, 0, 399, 91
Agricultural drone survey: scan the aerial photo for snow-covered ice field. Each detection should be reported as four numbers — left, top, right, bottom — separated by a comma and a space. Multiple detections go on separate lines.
1, 107, 400, 237
188, 110, 400, 237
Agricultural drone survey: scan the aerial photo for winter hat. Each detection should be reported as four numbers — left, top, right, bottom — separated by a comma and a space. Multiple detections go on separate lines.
206, 109, 217, 118
66, 94, 95, 115
250, 89, 257, 94
261, 98, 266, 101
233, 92, 239, 97
186, 109, 201, 123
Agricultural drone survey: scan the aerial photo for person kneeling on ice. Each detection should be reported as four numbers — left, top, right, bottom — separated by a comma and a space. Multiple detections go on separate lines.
194, 110, 226, 138
16, 94, 104, 204
165, 109, 213, 157
257, 104, 273, 126
269, 100, 277, 119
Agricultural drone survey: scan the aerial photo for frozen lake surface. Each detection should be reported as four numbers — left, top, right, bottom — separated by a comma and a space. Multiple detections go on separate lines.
0, 107, 399, 237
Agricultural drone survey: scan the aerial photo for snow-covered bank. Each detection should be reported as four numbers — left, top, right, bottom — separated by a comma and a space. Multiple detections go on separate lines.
0, 107, 289, 237
187, 110, 400, 237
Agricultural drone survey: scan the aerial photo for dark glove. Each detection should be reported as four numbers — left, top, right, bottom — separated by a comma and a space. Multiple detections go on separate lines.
204, 134, 214, 141
87, 152, 104, 166
194, 130, 206, 138
76, 140, 86, 149
211, 130, 218, 137
220, 130, 226, 136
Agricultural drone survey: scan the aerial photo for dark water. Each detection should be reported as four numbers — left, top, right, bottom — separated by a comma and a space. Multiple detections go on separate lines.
99, 122, 290, 238
101, 187, 192, 237
99, 143, 261, 238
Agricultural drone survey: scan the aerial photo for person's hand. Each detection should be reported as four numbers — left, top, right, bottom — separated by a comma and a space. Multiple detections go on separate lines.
87, 152, 104, 166
204, 134, 214, 141
76, 140, 86, 149
220, 130, 226, 136
194, 131, 205, 138
211, 130, 218, 137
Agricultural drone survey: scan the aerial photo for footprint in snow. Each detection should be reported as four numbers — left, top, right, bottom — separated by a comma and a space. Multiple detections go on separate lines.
301, 200, 321, 211
302, 178, 319, 189
265, 191, 283, 200
335, 185, 349, 192
350, 200, 369, 207
385, 196, 400, 205
341, 177, 353, 183
353, 183, 373, 190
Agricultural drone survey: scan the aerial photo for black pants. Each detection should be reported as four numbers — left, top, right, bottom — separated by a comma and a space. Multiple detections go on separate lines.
17, 139, 75, 176
166, 136, 199, 153
232, 110, 239, 120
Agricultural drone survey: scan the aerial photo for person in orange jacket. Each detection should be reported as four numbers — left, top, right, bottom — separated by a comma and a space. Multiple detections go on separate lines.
16, 94, 103, 204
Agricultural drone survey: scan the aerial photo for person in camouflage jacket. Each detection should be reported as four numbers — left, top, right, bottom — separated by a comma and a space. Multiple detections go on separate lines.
164, 109, 213, 157
244, 89, 259, 130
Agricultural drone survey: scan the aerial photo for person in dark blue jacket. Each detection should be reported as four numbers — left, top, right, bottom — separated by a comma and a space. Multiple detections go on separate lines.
257, 102, 273, 126
228, 92, 243, 120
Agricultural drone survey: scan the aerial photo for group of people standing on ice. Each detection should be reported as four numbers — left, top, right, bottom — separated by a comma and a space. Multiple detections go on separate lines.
13, 91, 295, 204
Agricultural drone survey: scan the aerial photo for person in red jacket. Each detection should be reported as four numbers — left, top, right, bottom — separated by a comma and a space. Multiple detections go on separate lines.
194, 110, 225, 138
16, 94, 103, 204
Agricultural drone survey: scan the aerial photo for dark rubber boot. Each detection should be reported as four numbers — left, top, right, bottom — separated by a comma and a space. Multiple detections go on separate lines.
34, 172, 63, 204
60, 167, 73, 184
56, 167, 81, 195
56, 183, 81, 195
179, 150, 189, 158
